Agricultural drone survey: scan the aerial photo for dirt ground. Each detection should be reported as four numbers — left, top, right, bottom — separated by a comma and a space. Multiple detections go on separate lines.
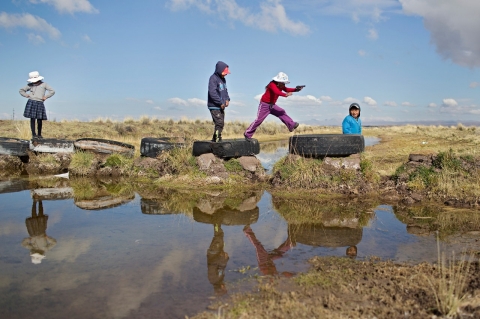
190, 256, 480, 319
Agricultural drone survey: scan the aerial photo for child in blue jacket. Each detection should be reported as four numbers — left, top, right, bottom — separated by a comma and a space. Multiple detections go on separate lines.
342, 103, 362, 134
207, 61, 230, 142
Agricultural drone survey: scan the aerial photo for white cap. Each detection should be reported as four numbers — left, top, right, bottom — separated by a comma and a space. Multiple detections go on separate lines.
27, 71, 44, 83
30, 253, 46, 264
272, 72, 290, 84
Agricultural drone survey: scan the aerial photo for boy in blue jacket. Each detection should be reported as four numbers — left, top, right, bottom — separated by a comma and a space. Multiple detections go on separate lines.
342, 103, 362, 134
207, 61, 230, 142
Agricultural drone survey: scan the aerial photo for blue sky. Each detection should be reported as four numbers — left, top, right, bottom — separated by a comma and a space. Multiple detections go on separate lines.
1, 0, 479, 125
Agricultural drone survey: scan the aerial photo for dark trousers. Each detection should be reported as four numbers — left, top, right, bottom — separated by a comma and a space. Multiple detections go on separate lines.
210, 109, 225, 136
30, 118, 43, 136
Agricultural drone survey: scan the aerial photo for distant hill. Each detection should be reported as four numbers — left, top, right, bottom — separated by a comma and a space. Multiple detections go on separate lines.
302, 118, 480, 127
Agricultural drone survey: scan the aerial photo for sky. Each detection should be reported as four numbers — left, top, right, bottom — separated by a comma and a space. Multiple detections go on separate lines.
1, 0, 480, 126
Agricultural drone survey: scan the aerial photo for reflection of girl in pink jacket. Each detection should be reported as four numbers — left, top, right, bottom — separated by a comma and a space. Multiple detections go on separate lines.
21, 200, 56, 264
243, 225, 294, 277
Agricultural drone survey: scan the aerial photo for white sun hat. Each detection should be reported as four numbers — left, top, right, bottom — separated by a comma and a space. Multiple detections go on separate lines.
30, 252, 46, 264
27, 71, 44, 83
272, 72, 290, 84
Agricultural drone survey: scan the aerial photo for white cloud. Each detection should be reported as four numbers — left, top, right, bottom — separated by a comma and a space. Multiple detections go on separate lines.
470, 82, 479, 88
27, 33, 45, 44
384, 101, 397, 107
428, 102, 437, 108
288, 95, 323, 105
343, 97, 359, 105
145, 100, 154, 104
82, 34, 91, 42
363, 96, 377, 106
358, 50, 367, 57
168, 97, 206, 107
400, 0, 480, 67
29, 0, 99, 14
401, 101, 414, 107
320, 95, 333, 102
167, 0, 309, 36
442, 98, 458, 107
0, 12, 61, 39
367, 28, 378, 40
312, 0, 400, 22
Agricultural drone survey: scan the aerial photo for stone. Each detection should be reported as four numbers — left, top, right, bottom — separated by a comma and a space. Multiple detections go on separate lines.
324, 154, 361, 170
196, 153, 216, 170
238, 156, 261, 172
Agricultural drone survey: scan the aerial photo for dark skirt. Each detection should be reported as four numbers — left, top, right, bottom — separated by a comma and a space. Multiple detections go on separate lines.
24, 99, 48, 120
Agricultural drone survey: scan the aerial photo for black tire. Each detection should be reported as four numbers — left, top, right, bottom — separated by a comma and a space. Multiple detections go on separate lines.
193, 207, 259, 226
140, 198, 177, 215
0, 179, 30, 194
0, 137, 30, 156
192, 141, 213, 156
211, 138, 260, 158
74, 138, 135, 157
289, 134, 364, 158
140, 137, 184, 158
30, 138, 75, 153
289, 224, 363, 247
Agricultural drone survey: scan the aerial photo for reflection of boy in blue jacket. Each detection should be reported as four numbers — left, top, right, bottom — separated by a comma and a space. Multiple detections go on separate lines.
342, 103, 362, 134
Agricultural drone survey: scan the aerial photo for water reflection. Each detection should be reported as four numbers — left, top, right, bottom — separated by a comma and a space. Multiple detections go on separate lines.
193, 191, 262, 294
243, 225, 294, 277
71, 178, 135, 210
22, 199, 57, 264
0, 177, 479, 319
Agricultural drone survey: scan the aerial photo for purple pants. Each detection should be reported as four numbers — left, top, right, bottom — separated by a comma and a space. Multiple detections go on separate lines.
244, 101, 295, 138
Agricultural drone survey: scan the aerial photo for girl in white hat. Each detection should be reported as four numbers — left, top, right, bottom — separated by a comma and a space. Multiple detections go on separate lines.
244, 72, 303, 140
19, 71, 55, 139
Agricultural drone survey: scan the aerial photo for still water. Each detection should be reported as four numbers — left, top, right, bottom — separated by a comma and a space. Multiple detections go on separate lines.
1, 138, 479, 319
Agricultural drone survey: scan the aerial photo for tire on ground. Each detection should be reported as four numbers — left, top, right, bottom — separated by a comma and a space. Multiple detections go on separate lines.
192, 141, 213, 157
140, 137, 184, 158
74, 138, 135, 157
0, 137, 30, 156
289, 134, 364, 158
211, 139, 260, 158
30, 138, 75, 153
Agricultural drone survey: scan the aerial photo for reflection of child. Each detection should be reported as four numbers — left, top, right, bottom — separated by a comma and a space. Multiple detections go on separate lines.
19, 71, 55, 139
243, 225, 294, 277
21, 200, 57, 264
342, 103, 362, 134
207, 61, 230, 143
244, 72, 303, 140
207, 224, 229, 295
346, 246, 357, 258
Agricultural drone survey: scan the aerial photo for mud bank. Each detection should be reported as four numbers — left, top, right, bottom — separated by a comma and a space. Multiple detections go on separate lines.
1, 148, 480, 208
191, 256, 480, 319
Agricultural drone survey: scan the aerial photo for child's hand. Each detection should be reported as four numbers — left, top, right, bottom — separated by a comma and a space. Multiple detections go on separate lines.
225, 100, 229, 107
286, 92, 293, 97
42, 97, 47, 101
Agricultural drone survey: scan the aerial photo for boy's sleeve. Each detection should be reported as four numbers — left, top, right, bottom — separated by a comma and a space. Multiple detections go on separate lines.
208, 76, 223, 105
284, 87, 297, 93
19, 85, 30, 98
44, 83, 55, 99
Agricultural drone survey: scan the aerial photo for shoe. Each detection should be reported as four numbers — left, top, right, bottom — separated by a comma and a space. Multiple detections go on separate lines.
37, 135, 43, 139
211, 133, 217, 143
290, 122, 299, 132
217, 137, 222, 142
244, 133, 253, 142
32, 134, 37, 139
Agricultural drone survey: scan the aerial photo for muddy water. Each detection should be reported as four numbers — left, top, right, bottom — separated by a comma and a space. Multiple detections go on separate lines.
1, 138, 479, 319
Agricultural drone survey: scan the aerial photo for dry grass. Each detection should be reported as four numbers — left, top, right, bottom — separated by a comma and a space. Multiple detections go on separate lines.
424, 238, 474, 318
